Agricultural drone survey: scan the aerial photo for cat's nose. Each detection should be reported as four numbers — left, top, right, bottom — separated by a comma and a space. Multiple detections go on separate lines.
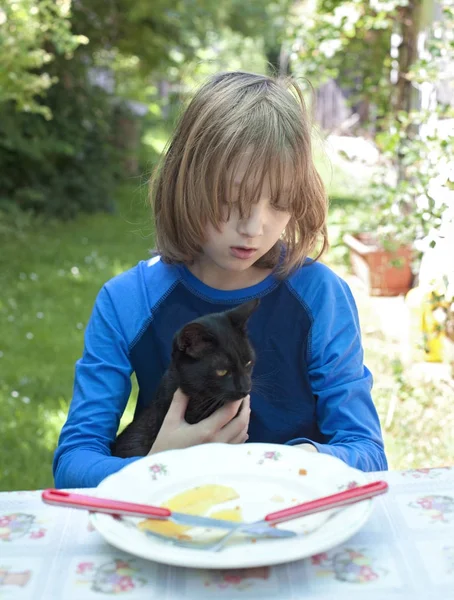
236, 375, 251, 397
238, 386, 251, 396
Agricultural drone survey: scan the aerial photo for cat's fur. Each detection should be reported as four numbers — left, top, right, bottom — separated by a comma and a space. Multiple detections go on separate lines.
111, 298, 259, 458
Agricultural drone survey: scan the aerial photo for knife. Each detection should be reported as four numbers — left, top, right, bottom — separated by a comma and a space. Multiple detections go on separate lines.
41, 489, 296, 539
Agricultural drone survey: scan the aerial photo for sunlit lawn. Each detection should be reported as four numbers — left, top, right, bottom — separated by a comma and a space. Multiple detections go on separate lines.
0, 182, 151, 491
1, 134, 453, 491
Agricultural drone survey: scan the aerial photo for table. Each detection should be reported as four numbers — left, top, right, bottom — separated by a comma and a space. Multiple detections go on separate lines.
1, 467, 454, 599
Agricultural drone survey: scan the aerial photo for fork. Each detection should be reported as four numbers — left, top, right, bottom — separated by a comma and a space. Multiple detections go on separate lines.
151, 479, 389, 552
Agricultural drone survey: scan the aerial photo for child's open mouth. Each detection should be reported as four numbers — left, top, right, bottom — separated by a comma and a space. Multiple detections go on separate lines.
230, 247, 257, 259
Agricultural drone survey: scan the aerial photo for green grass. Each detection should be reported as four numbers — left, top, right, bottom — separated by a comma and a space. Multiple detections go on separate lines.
0, 183, 151, 490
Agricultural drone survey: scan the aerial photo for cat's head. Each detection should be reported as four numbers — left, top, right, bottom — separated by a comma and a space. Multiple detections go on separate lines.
171, 299, 260, 422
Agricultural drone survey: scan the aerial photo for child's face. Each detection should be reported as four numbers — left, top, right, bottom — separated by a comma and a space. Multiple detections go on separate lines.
197, 156, 292, 279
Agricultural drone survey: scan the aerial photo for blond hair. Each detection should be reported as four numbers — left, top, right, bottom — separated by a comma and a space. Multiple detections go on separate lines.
150, 71, 328, 276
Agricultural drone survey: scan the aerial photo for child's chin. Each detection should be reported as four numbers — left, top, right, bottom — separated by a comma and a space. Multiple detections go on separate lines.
225, 257, 258, 270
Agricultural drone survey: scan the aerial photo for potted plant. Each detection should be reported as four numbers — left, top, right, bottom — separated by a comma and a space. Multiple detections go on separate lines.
343, 96, 453, 297
343, 231, 413, 296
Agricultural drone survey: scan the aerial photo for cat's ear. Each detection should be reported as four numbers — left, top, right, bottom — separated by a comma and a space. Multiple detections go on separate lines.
175, 323, 216, 358
226, 298, 260, 330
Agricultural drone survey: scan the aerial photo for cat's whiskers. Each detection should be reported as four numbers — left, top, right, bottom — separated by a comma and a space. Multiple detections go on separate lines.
190, 394, 223, 421
199, 401, 223, 421
252, 368, 280, 383
196, 391, 242, 422
251, 369, 283, 395
251, 380, 277, 396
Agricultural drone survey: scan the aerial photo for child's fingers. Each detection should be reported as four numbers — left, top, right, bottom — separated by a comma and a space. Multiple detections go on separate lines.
229, 430, 249, 444
150, 392, 251, 454
206, 395, 249, 433
166, 388, 190, 421
217, 417, 250, 443
213, 398, 250, 443
235, 394, 250, 416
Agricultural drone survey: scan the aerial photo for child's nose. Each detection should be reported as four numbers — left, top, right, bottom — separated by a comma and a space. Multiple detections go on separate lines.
237, 204, 264, 238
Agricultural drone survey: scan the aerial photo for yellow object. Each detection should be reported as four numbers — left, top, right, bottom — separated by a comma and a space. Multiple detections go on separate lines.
138, 519, 191, 539
406, 286, 444, 362
138, 484, 241, 540
163, 484, 239, 514
421, 295, 444, 362
210, 507, 243, 522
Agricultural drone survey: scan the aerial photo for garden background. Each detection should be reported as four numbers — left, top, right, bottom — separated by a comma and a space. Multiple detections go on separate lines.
1, 0, 453, 491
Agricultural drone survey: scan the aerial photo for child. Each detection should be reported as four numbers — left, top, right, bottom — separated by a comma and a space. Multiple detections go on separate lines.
53, 71, 387, 489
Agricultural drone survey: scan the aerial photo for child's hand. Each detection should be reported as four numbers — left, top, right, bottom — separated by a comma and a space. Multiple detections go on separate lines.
296, 443, 318, 453
148, 389, 251, 455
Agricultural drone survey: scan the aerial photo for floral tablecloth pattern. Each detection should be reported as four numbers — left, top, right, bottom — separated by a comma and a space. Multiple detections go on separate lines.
1, 467, 454, 599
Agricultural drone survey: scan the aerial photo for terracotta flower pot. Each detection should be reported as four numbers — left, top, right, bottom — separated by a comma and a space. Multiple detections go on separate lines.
343, 233, 413, 296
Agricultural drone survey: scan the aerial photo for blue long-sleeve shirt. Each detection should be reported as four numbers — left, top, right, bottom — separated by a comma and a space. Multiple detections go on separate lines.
53, 257, 387, 488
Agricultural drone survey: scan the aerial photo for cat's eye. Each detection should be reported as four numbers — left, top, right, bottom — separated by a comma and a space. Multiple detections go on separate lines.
245, 361, 252, 368
216, 369, 228, 377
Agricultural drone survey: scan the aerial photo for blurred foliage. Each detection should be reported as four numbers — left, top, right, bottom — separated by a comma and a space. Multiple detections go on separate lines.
287, 0, 395, 120
369, 0, 454, 253
287, 0, 454, 259
371, 108, 454, 249
159, 32, 268, 89
70, 0, 291, 73
0, 0, 87, 118
0, 0, 292, 218
0, 61, 125, 218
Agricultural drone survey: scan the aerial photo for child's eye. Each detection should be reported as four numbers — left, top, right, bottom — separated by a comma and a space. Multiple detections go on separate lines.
216, 369, 228, 377
271, 202, 290, 212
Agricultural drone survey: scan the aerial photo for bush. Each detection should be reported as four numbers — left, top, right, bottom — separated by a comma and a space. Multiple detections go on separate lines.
0, 66, 125, 219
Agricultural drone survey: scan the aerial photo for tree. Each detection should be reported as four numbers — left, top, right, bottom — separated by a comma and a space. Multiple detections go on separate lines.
286, 0, 395, 124
287, 0, 454, 276
0, 0, 86, 117
1, 0, 292, 117
70, 0, 292, 74
0, 0, 294, 217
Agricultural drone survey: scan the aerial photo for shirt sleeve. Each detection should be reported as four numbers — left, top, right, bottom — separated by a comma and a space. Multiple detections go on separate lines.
285, 273, 388, 472
53, 285, 142, 488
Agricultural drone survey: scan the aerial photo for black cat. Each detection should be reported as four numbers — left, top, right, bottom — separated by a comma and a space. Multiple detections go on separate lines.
111, 298, 259, 458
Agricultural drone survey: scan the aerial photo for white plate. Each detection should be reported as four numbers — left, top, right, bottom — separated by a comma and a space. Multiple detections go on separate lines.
90, 443, 374, 569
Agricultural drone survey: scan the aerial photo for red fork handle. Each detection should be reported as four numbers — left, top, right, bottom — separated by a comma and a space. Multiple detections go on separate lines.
264, 480, 388, 524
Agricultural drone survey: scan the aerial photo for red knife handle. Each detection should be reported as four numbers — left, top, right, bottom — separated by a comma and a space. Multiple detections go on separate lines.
42, 489, 171, 518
